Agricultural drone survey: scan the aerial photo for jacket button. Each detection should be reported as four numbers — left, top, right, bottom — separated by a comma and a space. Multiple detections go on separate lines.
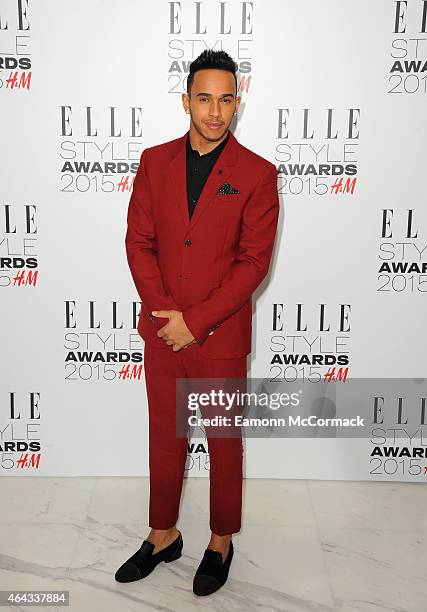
184, 239, 192, 246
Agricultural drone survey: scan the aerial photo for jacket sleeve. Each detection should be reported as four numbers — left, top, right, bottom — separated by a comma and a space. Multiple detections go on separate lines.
125, 148, 180, 328
182, 163, 279, 344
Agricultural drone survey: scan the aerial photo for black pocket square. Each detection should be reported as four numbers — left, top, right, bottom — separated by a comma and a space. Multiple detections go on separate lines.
216, 182, 240, 195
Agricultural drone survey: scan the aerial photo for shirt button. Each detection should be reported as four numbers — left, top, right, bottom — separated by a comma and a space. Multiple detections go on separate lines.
184, 239, 192, 246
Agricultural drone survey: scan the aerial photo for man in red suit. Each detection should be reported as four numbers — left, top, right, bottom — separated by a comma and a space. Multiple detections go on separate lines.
115, 50, 279, 596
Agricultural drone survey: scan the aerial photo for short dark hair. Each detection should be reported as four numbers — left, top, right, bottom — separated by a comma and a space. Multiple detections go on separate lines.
186, 50, 238, 96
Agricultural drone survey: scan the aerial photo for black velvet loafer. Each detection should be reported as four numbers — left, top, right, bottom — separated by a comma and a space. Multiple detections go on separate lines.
193, 540, 234, 596
115, 531, 183, 583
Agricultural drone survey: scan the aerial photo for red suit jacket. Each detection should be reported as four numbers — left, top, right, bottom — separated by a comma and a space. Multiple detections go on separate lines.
125, 129, 279, 359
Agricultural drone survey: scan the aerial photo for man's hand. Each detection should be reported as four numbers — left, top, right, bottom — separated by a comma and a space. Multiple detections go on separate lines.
152, 309, 214, 351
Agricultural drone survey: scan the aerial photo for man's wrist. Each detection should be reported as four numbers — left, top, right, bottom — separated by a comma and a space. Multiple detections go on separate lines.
182, 307, 220, 345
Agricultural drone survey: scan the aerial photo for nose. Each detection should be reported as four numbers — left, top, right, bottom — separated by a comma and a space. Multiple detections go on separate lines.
209, 100, 221, 118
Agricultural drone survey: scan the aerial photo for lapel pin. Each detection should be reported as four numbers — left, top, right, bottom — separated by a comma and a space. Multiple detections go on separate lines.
217, 169, 223, 174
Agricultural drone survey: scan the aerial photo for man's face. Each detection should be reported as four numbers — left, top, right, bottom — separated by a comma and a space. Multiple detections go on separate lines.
182, 68, 241, 142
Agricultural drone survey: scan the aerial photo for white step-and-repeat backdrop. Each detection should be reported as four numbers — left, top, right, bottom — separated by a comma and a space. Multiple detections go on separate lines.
1, 0, 426, 481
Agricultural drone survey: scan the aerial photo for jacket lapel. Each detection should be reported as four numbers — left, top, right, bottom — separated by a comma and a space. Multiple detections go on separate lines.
169, 129, 239, 234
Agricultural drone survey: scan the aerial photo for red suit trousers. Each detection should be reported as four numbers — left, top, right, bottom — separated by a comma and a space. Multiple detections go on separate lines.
143, 342, 247, 536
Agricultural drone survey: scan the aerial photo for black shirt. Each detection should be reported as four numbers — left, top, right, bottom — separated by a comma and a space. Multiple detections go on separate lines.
186, 129, 230, 219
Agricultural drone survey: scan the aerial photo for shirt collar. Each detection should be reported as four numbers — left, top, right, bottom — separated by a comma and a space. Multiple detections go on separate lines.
186, 129, 230, 158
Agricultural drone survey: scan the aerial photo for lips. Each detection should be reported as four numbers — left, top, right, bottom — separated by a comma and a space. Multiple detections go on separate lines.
205, 123, 223, 129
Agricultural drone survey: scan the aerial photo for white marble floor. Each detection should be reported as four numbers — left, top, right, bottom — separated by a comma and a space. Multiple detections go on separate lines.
0, 477, 425, 612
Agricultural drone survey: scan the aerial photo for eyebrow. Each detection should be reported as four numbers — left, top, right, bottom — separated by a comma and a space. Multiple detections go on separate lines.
195, 93, 235, 98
